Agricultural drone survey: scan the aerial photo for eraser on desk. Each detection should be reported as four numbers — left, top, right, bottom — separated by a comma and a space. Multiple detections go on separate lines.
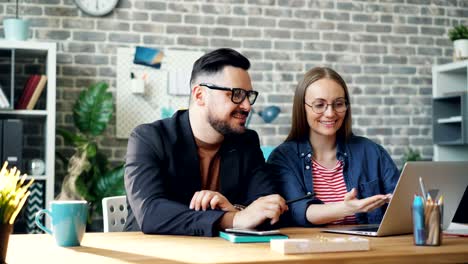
270, 236, 370, 254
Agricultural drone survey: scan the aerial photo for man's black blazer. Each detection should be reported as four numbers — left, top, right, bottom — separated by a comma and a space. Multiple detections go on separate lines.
124, 110, 275, 236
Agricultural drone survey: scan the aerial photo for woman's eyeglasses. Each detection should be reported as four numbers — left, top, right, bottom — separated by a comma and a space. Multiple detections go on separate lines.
305, 98, 348, 114
199, 83, 259, 105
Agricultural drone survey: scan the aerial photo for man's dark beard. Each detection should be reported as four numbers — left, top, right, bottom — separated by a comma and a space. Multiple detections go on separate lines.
208, 110, 249, 135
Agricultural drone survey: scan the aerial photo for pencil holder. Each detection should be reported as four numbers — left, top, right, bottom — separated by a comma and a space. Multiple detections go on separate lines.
412, 199, 442, 246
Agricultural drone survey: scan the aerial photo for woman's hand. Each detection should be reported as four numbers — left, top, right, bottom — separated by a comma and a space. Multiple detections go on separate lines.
343, 188, 390, 214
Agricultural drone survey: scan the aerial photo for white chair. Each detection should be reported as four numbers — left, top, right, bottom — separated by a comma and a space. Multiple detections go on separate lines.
102, 195, 128, 232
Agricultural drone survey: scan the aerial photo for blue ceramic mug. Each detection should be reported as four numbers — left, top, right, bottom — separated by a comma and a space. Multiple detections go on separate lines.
35, 201, 88, 247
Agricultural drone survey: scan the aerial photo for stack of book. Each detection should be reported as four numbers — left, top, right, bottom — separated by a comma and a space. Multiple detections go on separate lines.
15, 74, 48, 110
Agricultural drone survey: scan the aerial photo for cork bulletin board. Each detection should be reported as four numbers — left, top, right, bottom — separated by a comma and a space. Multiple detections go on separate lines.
116, 48, 204, 138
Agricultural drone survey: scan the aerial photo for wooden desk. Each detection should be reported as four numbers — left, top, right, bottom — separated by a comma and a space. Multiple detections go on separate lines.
6, 228, 468, 263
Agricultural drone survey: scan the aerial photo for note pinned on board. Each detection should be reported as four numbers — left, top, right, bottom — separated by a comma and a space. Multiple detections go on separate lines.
133, 46, 164, 69
168, 69, 191, 96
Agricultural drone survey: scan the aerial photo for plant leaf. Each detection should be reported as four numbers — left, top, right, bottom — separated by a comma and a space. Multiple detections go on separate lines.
92, 164, 125, 218
73, 82, 114, 136
86, 142, 97, 158
449, 24, 468, 41
94, 151, 109, 173
75, 171, 94, 202
56, 128, 86, 146
95, 164, 125, 198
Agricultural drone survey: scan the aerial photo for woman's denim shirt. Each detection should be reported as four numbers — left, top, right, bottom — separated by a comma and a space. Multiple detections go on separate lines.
267, 135, 400, 227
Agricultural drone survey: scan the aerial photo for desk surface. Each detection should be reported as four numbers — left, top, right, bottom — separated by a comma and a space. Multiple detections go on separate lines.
7, 228, 468, 264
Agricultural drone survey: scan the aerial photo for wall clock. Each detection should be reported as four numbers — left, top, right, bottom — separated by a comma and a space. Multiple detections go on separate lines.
74, 0, 119, 16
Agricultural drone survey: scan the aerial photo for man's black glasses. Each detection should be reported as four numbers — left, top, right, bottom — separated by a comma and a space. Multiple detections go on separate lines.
199, 83, 259, 105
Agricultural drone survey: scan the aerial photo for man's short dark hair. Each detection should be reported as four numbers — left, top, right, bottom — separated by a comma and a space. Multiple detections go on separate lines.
190, 48, 250, 86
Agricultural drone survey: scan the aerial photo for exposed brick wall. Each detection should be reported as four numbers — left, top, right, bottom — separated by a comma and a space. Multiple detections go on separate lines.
1, 0, 467, 186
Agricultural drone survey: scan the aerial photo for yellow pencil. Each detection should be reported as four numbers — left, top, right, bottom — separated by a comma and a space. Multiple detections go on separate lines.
437, 195, 444, 205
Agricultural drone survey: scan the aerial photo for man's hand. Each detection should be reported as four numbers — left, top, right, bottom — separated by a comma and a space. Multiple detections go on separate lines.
343, 188, 391, 214
189, 190, 236, 211
232, 194, 288, 229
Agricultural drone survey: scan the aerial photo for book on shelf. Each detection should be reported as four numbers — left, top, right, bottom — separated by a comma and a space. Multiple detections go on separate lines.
0, 83, 10, 109
15, 74, 43, 110
26, 75, 47, 110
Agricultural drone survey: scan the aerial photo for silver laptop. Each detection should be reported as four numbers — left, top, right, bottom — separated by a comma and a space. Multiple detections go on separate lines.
323, 162, 468, 237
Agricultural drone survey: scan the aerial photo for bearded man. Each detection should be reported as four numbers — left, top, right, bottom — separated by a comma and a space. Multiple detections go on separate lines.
124, 48, 287, 236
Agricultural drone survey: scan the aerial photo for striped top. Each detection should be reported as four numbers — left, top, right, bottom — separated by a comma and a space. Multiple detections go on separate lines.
312, 158, 357, 225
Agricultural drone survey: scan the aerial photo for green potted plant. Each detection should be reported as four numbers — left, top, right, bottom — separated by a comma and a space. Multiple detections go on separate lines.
56, 82, 125, 227
448, 24, 468, 61
400, 147, 422, 172
3, 0, 30, 41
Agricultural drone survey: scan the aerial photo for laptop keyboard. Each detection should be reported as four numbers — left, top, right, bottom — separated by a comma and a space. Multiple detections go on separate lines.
345, 225, 379, 232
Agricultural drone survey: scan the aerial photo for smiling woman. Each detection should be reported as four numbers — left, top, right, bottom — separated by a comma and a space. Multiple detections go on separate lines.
74, 0, 119, 16
267, 67, 400, 227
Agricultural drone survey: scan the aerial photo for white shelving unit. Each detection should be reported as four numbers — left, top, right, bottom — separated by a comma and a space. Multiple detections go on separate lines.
432, 60, 468, 161
0, 40, 56, 228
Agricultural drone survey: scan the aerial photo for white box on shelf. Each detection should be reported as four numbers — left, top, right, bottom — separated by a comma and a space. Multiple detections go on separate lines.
437, 116, 462, 124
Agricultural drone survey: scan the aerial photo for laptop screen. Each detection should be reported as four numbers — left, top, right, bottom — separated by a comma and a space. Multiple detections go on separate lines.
452, 186, 468, 224
324, 162, 468, 237
377, 161, 468, 236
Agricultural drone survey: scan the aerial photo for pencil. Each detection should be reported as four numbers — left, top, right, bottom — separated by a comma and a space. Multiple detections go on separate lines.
437, 195, 444, 206
438, 195, 444, 226
426, 203, 436, 244
432, 205, 441, 245
424, 199, 433, 232
419, 177, 426, 200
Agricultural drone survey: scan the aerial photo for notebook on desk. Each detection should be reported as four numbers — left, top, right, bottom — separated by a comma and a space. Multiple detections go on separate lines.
443, 222, 468, 237
323, 162, 468, 237
219, 231, 288, 243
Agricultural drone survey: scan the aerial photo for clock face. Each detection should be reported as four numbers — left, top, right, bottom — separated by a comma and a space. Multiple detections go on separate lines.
74, 0, 119, 16
29, 159, 45, 176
